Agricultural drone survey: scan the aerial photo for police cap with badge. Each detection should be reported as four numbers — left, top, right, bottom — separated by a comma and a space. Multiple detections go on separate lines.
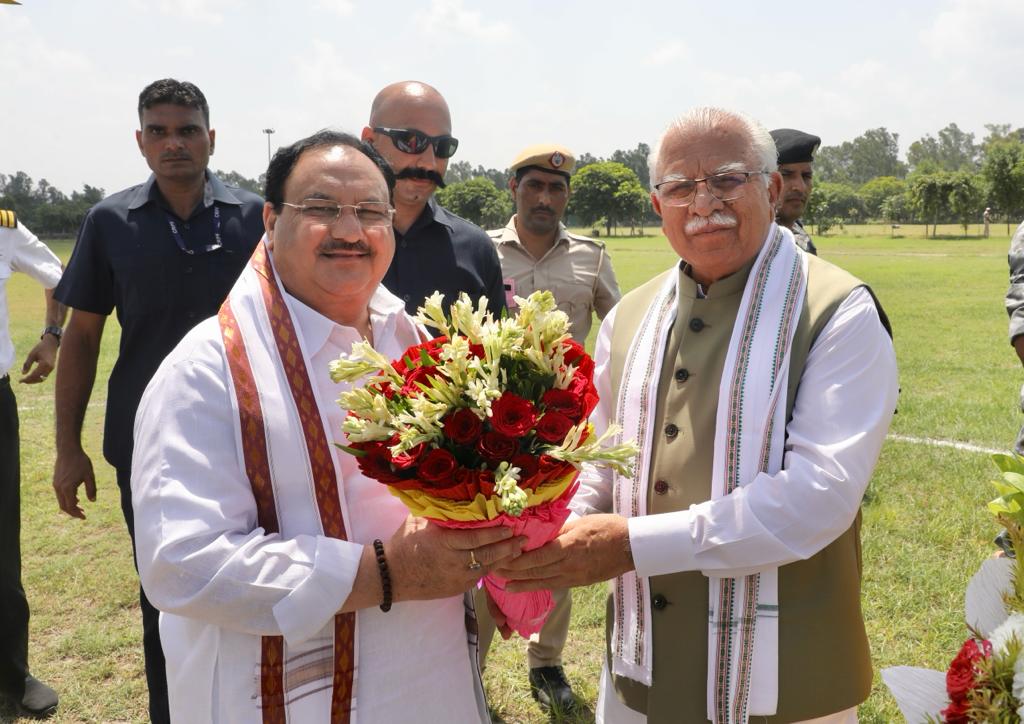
510, 144, 576, 183
770, 129, 821, 165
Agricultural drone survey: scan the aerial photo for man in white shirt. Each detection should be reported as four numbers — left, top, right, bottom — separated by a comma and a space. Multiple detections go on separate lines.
131, 131, 523, 723
495, 108, 898, 723
0, 211, 64, 719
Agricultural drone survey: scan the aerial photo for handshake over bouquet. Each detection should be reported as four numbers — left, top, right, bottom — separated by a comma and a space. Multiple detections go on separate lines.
329, 290, 637, 636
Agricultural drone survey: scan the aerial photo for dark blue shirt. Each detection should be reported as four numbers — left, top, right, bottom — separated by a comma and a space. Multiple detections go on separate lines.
54, 172, 265, 470
383, 197, 506, 320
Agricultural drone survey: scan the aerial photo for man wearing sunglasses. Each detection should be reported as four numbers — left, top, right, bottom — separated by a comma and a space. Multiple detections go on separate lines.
362, 81, 505, 320
495, 107, 897, 723
50, 79, 264, 724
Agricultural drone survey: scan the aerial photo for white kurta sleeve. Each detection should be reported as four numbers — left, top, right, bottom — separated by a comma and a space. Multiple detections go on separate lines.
628, 286, 898, 579
131, 328, 363, 646
569, 306, 618, 517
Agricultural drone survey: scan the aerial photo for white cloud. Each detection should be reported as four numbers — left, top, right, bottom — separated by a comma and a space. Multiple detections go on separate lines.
155, 0, 242, 25
922, 0, 1024, 65
642, 41, 686, 67
314, 0, 355, 16
413, 0, 513, 42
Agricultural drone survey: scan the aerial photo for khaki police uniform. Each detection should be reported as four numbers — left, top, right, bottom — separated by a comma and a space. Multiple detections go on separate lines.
490, 219, 620, 343
478, 145, 622, 684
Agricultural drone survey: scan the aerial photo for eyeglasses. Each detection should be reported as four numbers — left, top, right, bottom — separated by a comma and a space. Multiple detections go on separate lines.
654, 171, 767, 207
372, 127, 459, 159
281, 199, 396, 228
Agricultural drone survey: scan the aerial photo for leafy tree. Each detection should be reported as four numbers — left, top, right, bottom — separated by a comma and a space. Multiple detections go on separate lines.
444, 161, 507, 190
908, 171, 953, 238
0, 171, 106, 235
816, 127, 907, 185
575, 152, 601, 170
435, 177, 512, 229
881, 193, 909, 226
215, 169, 263, 195
981, 139, 1024, 233
858, 176, 906, 220
803, 181, 862, 234
609, 143, 651, 189
907, 123, 978, 172
946, 171, 984, 234
568, 162, 648, 236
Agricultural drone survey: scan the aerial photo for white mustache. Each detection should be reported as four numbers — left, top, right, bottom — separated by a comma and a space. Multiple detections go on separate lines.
685, 211, 738, 234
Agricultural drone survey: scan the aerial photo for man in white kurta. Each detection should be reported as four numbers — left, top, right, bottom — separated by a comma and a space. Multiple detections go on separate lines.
132, 131, 521, 723
495, 108, 898, 723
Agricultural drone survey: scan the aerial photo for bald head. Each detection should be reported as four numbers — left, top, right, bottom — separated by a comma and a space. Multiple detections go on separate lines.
368, 81, 451, 129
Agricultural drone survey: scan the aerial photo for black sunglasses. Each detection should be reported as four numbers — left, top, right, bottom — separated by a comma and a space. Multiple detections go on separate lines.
373, 127, 459, 159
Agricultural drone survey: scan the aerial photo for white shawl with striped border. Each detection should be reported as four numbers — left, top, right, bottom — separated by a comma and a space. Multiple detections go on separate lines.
611, 224, 807, 723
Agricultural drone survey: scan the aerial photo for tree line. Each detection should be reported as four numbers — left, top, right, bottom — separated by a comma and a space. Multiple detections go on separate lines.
5, 123, 1023, 238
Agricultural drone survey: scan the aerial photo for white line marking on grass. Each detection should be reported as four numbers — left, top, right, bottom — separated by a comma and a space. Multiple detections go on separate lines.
887, 433, 1004, 456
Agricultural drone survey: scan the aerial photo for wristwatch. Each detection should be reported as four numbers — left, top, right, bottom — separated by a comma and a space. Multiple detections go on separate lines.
41, 325, 63, 343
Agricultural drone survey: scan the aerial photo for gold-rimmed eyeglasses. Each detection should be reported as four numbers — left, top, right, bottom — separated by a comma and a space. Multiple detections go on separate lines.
653, 171, 768, 207
281, 199, 396, 228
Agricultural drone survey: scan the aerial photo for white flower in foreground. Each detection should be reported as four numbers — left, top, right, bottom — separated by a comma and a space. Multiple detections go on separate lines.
494, 461, 527, 516
414, 292, 451, 337
341, 416, 393, 442
992, 613, 1024, 654
330, 341, 403, 385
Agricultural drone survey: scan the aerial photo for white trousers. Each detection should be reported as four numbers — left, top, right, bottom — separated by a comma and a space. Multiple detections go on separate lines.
596, 662, 858, 724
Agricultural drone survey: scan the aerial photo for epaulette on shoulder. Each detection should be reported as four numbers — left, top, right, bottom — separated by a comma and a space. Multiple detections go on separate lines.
0, 210, 17, 228
487, 228, 504, 239
567, 230, 604, 247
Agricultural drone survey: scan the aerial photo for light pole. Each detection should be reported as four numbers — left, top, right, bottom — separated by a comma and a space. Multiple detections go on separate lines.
262, 128, 275, 163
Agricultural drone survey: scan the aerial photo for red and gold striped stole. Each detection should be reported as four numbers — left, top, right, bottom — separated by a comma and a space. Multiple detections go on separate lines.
219, 241, 355, 724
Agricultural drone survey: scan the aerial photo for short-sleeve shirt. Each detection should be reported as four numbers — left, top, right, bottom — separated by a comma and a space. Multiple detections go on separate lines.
1006, 221, 1024, 342
383, 197, 506, 319
0, 219, 63, 377
53, 172, 265, 469
489, 217, 621, 343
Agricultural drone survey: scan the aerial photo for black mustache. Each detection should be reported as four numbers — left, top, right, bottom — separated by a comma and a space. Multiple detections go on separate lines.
396, 167, 446, 188
161, 153, 192, 161
320, 241, 370, 253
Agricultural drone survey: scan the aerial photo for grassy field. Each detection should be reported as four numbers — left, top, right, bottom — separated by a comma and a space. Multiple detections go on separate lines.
2, 224, 1018, 722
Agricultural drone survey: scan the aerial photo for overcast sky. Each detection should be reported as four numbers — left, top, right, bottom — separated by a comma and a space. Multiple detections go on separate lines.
2, 0, 1022, 195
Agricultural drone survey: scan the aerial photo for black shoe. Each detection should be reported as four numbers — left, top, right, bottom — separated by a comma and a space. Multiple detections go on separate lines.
528, 665, 576, 713
20, 675, 58, 719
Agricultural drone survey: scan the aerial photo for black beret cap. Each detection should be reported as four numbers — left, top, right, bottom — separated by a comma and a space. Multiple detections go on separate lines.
770, 128, 821, 164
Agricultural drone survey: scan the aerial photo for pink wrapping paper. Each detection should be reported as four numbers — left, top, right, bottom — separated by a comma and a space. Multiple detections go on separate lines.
434, 482, 578, 637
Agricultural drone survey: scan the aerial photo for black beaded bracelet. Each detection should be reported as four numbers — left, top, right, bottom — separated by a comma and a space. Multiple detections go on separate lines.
372, 539, 392, 612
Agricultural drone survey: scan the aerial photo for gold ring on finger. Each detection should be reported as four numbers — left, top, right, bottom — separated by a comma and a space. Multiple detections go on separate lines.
468, 549, 482, 571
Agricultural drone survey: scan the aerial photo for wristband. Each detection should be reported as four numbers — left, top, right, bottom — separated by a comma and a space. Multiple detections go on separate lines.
41, 325, 63, 343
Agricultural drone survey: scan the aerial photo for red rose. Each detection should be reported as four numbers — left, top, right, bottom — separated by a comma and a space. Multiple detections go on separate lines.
468, 343, 486, 359
490, 392, 537, 437
510, 453, 540, 489
941, 637, 990, 721
417, 448, 458, 485
537, 453, 568, 482
400, 365, 446, 397
477, 431, 518, 464
393, 336, 448, 377
391, 442, 426, 469
567, 373, 599, 419
443, 408, 484, 445
352, 441, 403, 484
561, 338, 586, 366
542, 388, 583, 421
535, 411, 575, 443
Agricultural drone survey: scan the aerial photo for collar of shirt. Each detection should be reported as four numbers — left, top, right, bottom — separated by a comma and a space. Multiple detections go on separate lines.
279, 282, 408, 359
677, 255, 756, 301
494, 215, 571, 256
126, 171, 244, 218
399, 197, 455, 239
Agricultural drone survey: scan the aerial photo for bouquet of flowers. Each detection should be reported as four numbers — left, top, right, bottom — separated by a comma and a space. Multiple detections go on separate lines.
883, 452, 1024, 722
329, 290, 637, 636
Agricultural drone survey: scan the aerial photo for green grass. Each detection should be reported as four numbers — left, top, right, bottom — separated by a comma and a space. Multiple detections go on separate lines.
3, 226, 1018, 721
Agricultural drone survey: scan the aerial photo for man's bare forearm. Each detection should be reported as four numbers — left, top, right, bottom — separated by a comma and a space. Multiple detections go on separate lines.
43, 287, 68, 329
55, 311, 104, 452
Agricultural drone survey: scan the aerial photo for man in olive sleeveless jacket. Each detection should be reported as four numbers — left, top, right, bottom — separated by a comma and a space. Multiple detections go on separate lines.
495, 108, 898, 723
